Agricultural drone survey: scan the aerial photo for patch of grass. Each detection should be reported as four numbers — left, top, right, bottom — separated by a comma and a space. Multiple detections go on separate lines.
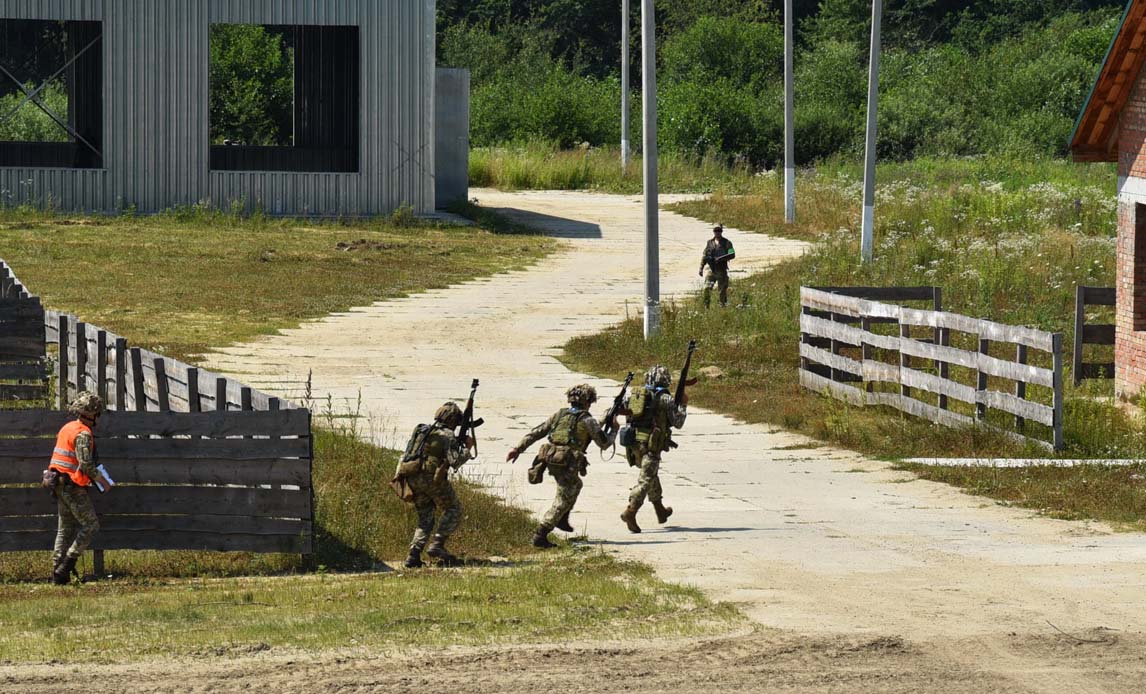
0, 204, 558, 362
565, 155, 1146, 525
0, 551, 745, 663
897, 462, 1146, 530
470, 139, 761, 194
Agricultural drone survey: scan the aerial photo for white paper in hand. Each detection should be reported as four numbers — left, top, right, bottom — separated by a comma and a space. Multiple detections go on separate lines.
94, 464, 115, 493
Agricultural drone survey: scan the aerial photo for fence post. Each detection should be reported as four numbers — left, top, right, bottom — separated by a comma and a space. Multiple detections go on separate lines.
114, 338, 127, 411
899, 323, 911, 398
976, 338, 990, 420
130, 348, 146, 411
241, 386, 252, 412
187, 367, 200, 413
932, 287, 943, 407
57, 315, 69, 409
861, 316, 873, 393
1015, 344, 1027, 432
1053, 333, 1064, 450
938, 327, 950, 411
75, 322, 87, 393
96, 330, 108, 403
1073, 285, 1084, 387
154, 359, 170, 412
216, 377, 228, 412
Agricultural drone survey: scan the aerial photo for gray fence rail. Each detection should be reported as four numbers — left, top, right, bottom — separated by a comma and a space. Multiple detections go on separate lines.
799, 287, 1064, 450
1073, 285, 1115, 385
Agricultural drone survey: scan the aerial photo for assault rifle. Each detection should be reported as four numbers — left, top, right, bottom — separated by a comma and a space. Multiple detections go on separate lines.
667, 340, 697, 450
602, 372, 634, 438
456, 378, 484, 462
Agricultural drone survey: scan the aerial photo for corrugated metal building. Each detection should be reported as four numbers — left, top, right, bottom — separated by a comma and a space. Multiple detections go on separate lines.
0, 0, 438, 216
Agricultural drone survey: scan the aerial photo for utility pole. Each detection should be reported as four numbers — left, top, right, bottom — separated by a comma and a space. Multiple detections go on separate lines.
860, 0, 883, 262
621, 0, 631, 170
784, 0, 795, 224
642, 0, 659, 338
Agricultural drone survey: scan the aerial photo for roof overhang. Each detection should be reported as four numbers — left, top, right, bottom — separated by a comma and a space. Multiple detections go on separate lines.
1071, 0, 1146, 163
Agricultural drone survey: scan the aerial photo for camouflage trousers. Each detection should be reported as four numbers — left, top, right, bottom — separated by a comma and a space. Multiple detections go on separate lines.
53, 483, 100, 565
406, 471, 462, 551
541, 463, 583, 528
703, 269, 729, 307
626, 447, 664, 509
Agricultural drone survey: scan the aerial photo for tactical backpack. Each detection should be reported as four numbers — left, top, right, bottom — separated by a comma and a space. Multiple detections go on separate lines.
534, 409, 588, 472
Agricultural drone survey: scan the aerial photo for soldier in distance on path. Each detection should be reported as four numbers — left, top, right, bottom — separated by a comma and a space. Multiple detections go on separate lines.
392, 401, 474, 568
620, 366, 687, 533
506, 384, 617, 548
699, 224, 735, 308
47, 391, 109, 584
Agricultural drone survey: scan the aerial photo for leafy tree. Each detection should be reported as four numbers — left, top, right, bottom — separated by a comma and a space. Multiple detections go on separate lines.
209, 25, 293, 146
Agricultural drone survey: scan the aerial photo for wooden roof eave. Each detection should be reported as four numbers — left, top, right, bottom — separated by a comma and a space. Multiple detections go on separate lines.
1071, 0, 1142, 161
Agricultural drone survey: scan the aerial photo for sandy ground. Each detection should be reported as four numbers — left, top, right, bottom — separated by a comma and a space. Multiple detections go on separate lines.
7, 190, 1145, 691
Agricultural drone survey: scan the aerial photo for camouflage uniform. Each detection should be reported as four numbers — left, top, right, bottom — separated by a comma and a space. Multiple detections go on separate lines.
516, 407, 613, 532
51, 391, 104, 583
700, 229, 735, 308
52, 428, 100, 567
621, 368, 687, 533
407, 428, 468, 557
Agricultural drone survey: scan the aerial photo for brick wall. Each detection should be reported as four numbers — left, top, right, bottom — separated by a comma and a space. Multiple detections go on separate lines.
1117, 73, 1146, 397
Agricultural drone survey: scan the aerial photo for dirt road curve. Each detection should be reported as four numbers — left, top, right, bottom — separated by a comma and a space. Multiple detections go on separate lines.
5, 628, 1142, 693
10, 190, 1139, 692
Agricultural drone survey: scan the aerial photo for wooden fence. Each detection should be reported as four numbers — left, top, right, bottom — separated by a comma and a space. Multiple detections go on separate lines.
0, 261, 49, 405
1073, 286, 1115, 385
800, 287, 1064, 450
0, 409, 313, 554
0, 259, 313, 564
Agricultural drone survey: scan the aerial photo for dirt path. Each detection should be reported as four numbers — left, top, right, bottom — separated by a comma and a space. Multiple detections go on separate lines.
181, 189, 1146, 690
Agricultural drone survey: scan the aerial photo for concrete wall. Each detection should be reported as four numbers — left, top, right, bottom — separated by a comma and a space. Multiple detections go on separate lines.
1115, 68, 1146, 397
434, 67, 469, 210
0, 0, 436, 216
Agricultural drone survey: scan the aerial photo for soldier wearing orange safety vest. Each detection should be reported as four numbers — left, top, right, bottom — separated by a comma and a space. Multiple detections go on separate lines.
48, 391, 105, 585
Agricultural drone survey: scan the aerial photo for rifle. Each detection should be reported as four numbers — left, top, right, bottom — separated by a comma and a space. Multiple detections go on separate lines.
602, 372, 634, 438
456, 378, 484, 463
667, 340, 697, 450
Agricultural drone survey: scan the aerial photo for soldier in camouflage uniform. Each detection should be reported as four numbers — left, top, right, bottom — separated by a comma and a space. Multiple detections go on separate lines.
506, 384, 616, 548
398, 402, 474, 568
699, 224, 735, 308
620, 366, 687, 533
48, 391, 105, 584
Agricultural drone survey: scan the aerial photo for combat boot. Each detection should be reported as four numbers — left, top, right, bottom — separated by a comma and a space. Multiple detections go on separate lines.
532, 525, 556, 549
555, 511, 574, 533
403, 547, 424, 569
426, 535, 462, 567
620, 505, 642, 534
52, 555, 77, 585
652, 500, 674, 524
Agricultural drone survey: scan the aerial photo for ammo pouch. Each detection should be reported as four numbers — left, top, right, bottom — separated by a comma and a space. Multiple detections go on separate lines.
41, 469, 60, 494
618, 425, 636, 448
537, 442, 579, 469
395, 459, 424, 478
527, 457, 547, 485
388, 475, 415, 503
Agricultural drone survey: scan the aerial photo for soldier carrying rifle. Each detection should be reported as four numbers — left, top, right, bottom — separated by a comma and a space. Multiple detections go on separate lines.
699, 224, 735, 308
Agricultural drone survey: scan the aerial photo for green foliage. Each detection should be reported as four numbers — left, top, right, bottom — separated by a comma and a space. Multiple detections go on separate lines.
209, 25, 294, 146
0, 81, 69, 142
661, 16, 783, 90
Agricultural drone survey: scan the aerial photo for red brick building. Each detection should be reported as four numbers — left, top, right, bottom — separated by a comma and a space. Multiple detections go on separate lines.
1072, 0, 1146, 397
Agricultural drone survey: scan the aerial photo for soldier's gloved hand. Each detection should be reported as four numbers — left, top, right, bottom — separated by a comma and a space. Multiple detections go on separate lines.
506, 448, 520, 464
698, 269, 704, 277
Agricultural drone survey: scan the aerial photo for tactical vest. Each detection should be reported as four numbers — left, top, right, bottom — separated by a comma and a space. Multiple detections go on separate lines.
49, 420, 94, 487
629, 387, 671, 451
547, 408, 589, 450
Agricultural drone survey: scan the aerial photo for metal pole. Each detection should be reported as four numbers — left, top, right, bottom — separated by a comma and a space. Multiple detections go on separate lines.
621, 0, 631, 170
642, 0, 660, 338
784, 0, 795, 224
860, 0, 883, 262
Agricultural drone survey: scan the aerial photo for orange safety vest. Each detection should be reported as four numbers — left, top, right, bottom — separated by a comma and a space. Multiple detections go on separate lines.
48, 420, 94, 487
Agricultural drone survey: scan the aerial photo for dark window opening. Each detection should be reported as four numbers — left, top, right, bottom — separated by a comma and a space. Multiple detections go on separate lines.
0, 20, 103, 169
209, 24, 359, 173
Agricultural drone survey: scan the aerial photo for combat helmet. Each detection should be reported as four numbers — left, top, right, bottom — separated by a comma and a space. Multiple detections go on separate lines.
566, 384, 598, 407
645, 365, 671, 389
434, 401, 463, 428
68, 391, 104, 419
